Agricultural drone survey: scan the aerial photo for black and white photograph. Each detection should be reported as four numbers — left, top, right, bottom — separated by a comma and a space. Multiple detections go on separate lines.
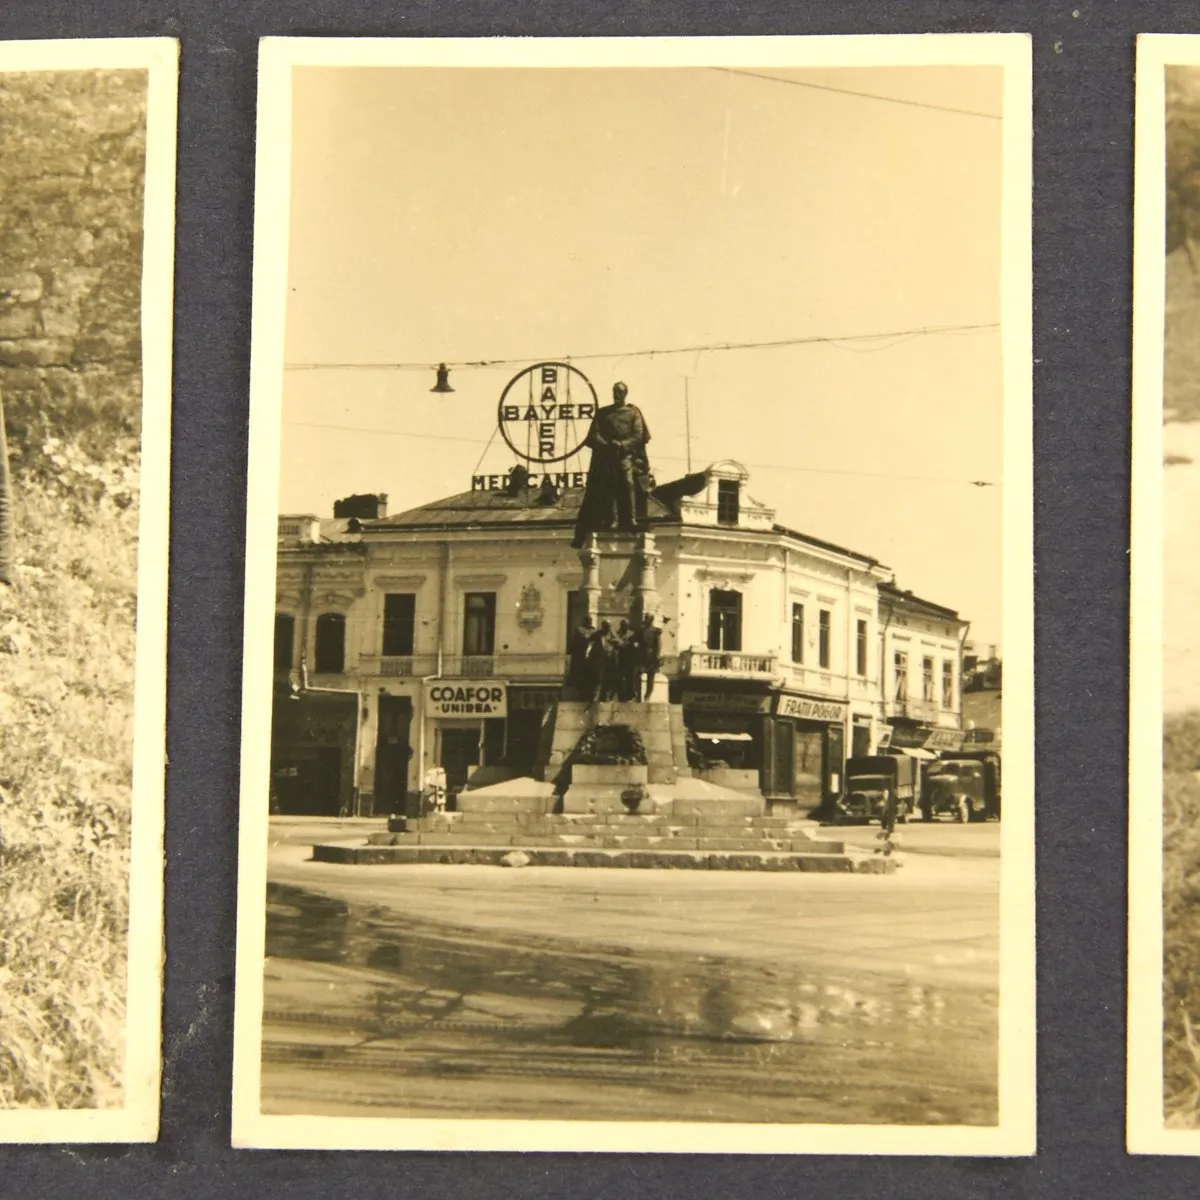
0, 38, 175, 1144
1130, 33, 1200, 1156
232, 35, 1033, 1154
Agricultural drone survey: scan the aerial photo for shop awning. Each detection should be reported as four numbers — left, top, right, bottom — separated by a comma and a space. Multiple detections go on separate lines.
696, 730, 754, 742
895, 746, 937, 761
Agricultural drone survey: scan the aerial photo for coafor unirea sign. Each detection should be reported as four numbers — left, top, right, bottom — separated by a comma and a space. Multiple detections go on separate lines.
424, 681, 508, 718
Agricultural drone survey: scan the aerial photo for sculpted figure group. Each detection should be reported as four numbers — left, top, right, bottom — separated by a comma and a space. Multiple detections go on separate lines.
566, 612, 663, 703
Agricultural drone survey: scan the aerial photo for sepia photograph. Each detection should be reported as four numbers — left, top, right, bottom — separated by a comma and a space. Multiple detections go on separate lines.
1130, 33, 1200, 1156
0, 38, 176, 1143
232, 35, 1033, 1154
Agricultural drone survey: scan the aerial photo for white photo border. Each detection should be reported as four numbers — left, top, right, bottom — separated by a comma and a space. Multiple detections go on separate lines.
232, 33, 1035, 1155
0, 37, 177, 1145
1127, 31, 1200, 1158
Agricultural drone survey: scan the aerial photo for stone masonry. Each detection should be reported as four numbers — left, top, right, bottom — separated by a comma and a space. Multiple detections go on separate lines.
0, 70, 147, 474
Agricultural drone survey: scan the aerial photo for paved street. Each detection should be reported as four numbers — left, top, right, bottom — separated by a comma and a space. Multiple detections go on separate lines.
259, 817, 1000, 1125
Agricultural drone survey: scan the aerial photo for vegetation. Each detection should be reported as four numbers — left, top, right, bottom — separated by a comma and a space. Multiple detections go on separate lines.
1163, 712, 1200, 1127
0, 424, 140, 1108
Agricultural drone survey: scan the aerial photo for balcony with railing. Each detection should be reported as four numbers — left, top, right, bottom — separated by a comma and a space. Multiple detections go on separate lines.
679, 647, 778, 680
782, 663, 877, 701
885, 696, 940, 721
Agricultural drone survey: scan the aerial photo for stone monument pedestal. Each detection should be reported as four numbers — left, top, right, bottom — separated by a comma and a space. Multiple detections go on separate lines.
538, 698, 765, 818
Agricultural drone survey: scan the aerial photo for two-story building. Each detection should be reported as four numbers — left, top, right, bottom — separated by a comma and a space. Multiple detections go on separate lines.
877, 582, 970, 754
269, 461, 965, 817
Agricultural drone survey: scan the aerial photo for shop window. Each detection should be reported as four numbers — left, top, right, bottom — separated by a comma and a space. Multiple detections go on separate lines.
382, 593, 416, 656
791, 603, 804, 663
942, 660, 955, 709
818, 609, 831, 669
274, 613, 294, 671
463, 592, 496, 656
893, 650, 908, 702
314, 612, 346, 674
716, 479, 740, 525
856, 619, 868, 677
922, 656, 936, 702
707, 589, 742, 652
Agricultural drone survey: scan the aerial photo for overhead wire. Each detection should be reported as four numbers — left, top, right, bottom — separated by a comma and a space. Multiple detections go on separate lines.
283, 321, 999, 373
709, 67, 1003, 121
282, 420, 997, 488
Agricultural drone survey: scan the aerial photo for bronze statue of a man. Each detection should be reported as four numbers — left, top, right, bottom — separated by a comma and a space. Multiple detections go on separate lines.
571, 381, 652, 548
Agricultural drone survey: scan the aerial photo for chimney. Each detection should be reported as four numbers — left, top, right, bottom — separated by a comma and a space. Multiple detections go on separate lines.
333, 492, 388, 520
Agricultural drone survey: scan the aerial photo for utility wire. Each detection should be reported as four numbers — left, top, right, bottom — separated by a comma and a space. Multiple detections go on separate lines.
710, 67, 1003, 121
283, 321, 998, 372
282, 419, 997, 488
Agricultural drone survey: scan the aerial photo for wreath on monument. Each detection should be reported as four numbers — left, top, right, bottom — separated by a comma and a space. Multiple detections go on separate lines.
573, 724, 647, 766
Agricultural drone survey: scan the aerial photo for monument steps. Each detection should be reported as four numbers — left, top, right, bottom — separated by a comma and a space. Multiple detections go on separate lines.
308, 808, 897, 870
312, 842, 895, 874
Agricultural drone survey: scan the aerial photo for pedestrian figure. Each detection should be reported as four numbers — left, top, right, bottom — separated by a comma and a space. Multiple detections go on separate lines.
587, 620, 613, 701
639, 612, 663, 701
616, 619, 639, 702
565, 613, 595, 699
599, 622, 624, 701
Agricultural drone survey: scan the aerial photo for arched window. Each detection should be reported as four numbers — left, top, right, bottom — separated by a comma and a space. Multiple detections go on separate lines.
314, 612, 346, 674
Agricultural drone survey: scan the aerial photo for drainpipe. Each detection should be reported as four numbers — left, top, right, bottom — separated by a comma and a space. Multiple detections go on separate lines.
299, 559, 314, 668
957, 619, 972, 733
878, 592, 894, 753
418, 540, 451, 802
845, 566, 854, 706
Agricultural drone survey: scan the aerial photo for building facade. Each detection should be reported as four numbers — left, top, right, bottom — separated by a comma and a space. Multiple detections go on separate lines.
878, 582, 971, 754
270, 462, 967, 817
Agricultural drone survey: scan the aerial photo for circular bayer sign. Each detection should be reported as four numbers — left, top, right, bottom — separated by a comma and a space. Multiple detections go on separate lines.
497, 362, 598, 465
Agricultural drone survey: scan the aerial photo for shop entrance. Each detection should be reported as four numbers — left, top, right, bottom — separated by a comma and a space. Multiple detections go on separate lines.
273, 746, 343, 816
373, 694, 413, 816
439, 724, 481, 797
852, 720, 871, 758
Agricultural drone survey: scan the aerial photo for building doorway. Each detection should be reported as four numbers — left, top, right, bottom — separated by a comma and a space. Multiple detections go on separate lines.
373, 694, 413, 816
851, 719, 871, 758
439, 724, 481, 797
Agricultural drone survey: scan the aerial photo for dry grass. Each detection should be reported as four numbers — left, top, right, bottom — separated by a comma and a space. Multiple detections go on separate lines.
0, 432, 139, 1109
1163, 713, 1200, 1127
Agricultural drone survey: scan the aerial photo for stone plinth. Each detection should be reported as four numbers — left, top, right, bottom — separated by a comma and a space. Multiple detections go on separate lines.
538, 698, 766, 820
562, 763, 658, 815
456, 777, 556, 816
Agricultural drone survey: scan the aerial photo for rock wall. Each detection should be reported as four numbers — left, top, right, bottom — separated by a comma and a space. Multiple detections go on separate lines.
0, 70, 147, 475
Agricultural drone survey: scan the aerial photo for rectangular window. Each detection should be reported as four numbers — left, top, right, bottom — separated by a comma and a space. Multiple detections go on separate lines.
463, 592, 496, 656
274, 613, 294, 671
707, 589, 742, 651
818, 609, 831, 669
382, 593, 416, 656
856, 619, 868, 677
716, 479, 740, 525
791, 603, 804, 663
942, 660, 954, 709
314, 612, 346, 674
922, 656, 936, 702
893, 651, 908, 702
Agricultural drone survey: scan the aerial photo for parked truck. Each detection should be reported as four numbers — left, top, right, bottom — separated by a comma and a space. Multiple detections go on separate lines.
837, 755, 918, 825
921, 750, 1002, 822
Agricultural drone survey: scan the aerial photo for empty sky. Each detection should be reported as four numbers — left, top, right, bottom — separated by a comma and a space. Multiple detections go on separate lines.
280, 62, 1005, 644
